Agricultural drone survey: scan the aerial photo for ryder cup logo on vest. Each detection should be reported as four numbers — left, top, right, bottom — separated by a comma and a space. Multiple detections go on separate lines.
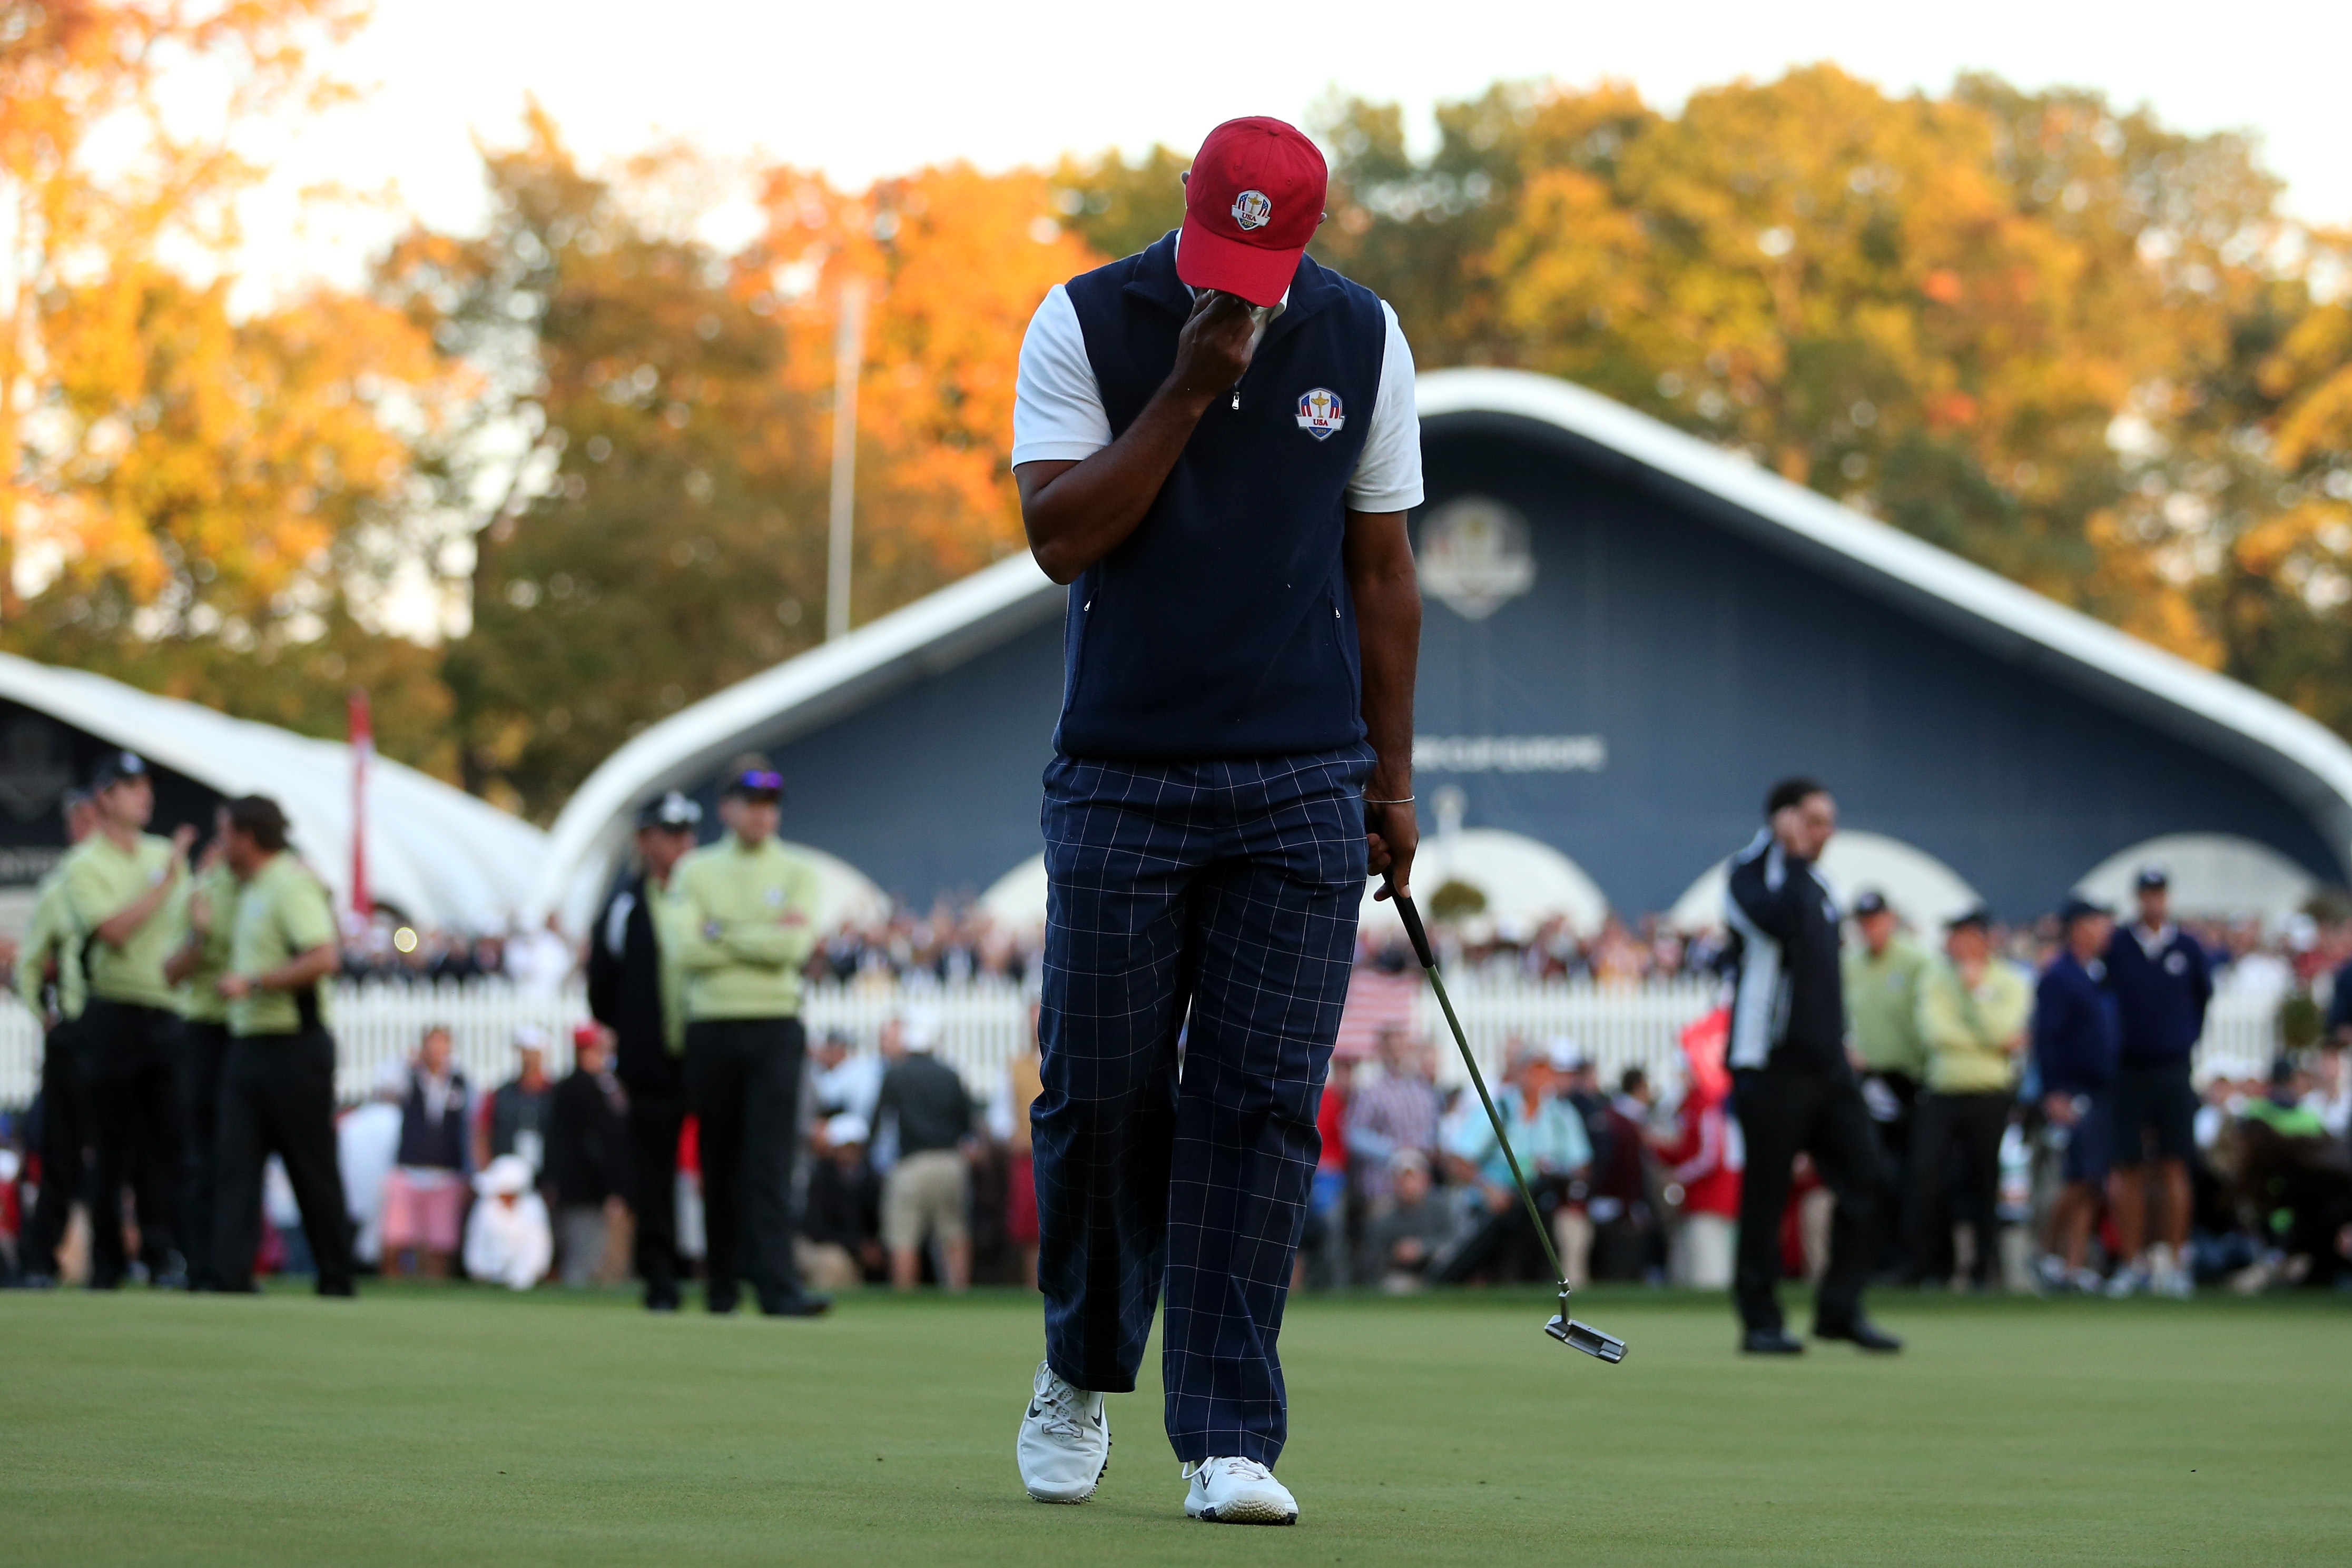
1231, 189, 1272, 231
1296, 387, 1345, 440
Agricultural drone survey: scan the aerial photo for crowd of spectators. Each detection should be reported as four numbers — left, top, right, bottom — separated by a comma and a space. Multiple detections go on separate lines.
329, 894, 2352, 1010
9, 755, 2348, 1299
333, 902, 1047, 990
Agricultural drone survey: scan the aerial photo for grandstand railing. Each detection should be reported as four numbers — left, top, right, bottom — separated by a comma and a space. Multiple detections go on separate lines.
0, 978, 2292, 1109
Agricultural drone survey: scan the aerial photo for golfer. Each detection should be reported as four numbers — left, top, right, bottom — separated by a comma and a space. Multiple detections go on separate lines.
1009, 115, 1423, 1525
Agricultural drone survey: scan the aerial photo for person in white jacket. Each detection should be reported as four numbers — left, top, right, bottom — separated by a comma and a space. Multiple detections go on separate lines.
464, 1153, 550, 1290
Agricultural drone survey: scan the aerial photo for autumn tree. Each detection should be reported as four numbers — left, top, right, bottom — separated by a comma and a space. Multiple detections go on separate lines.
1048, 144, 1187, 263
0, 0, 458, 767
748, 159, 1101, 617
1311, 69, 2352, 740
378, 114, 831, 814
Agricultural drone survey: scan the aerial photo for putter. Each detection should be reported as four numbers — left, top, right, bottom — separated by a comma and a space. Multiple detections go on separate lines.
1386, 883, 1627, 1365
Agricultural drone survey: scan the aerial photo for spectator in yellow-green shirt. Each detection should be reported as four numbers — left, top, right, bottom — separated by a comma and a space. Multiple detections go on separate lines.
62, 751, 195, 1290
667, 755, 830, 1318
1840, 888, 1932, 1277
206, 794, 355, 1297
1907, 906, 2031, 1290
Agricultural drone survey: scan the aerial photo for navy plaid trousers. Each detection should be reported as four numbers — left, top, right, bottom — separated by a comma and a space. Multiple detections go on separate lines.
1034, 745, 1371, 1466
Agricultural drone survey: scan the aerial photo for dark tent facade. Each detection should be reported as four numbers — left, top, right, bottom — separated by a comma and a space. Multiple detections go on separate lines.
537, 370, 2352, 927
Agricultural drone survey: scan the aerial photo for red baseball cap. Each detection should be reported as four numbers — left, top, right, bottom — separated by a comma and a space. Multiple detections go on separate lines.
1176, 116, 1327, 308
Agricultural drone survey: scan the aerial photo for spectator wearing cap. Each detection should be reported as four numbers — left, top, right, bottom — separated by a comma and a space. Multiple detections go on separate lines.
464, 1153, 551, 1290
586, 789, 698, 1310
163, 806, 240, 1288
1010, 113, 1423, 1516
1355, 1148, 1457, 1292
668, 754, 829, 1317
546, 1024, 632, 1287
1841, 889, 1931, 1274
1910, 907, 2032, 1290
13, 786, 99, 1286
2102, 866, 2212, 1298
475, 1027, 554, 1179
1722, 778, 1899, 1354
1343, 1024, 1444, 1206
61, 751, 196, 1288
206, 794, 356, 1296
798, 1113, 881, 1291
2032, 898, 2121, 1292
874, 1008, 976, 1290
810, 1029, 883, 1127
1434, 1041, 1592, 1284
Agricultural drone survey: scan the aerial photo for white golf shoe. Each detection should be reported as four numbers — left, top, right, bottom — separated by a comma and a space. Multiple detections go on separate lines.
1017, 1361, 1109, 1503
1183, 1456, 1298, 1525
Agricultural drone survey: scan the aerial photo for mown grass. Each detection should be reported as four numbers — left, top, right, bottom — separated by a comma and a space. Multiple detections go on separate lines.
1, 1283, 2344, 1566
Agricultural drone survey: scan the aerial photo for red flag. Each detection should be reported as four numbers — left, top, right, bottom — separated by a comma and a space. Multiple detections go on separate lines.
347, 688, 372, 920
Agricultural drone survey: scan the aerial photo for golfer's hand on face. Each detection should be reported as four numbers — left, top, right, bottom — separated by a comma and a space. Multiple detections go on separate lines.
1167, 290, 1259, 406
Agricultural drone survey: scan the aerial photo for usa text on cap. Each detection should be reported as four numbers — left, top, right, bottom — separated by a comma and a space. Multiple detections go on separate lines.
1851, 890, 1889, 918
2135, 865, 2170, 890
1175, 117, 1327, 308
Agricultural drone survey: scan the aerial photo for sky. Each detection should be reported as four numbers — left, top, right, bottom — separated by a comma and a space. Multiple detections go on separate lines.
242, 0, 2352, 293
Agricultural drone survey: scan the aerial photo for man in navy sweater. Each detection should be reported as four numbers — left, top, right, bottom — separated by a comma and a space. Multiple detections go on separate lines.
1007, 116, 1424, 1525
2032, 897, 2120, 1291
2102, 867, 2211, 1297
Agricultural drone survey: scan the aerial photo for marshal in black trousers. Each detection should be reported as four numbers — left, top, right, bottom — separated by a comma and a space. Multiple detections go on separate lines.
1731, 1063, 1882, 1334
684, 1016, 808, 1312
1908, 1090, 2011, 1288
179, 1019, 234, 1289
83, 998, 184, 1287
210, 1030, 356, 1296
626, 1088, 686, 1308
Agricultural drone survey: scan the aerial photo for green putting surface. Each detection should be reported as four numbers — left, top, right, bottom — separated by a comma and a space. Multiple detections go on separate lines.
1, 1285, 2344, 1566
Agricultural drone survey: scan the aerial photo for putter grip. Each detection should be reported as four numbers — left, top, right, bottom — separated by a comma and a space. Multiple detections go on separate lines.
1390, 885, 1435, 970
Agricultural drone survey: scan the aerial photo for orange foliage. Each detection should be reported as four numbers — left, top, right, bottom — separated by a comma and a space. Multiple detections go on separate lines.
747, 163, 1104, 610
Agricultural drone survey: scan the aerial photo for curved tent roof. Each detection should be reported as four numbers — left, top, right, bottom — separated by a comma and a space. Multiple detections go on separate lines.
1, 655, 544, 932
534, 366, 2352, 917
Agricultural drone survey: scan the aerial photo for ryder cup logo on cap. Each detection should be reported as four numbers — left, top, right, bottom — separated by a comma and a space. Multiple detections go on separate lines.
1231, 189, 1272, 231
1296, 387, 1345, 440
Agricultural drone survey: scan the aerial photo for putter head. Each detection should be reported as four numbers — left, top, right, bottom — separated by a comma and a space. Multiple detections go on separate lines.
1546, 1284, 1627, 1363
1546, 1313, 1628, 1363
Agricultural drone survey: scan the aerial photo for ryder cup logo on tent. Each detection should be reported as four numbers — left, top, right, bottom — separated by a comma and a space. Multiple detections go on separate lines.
1295, 387, 1345, 440
1231, 189, 1272, 231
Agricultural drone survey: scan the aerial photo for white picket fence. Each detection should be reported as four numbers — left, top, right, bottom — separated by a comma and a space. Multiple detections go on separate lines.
0, 977, 2291, 1107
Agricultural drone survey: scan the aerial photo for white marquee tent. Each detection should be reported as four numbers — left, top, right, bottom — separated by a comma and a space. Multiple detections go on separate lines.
0, 655, 545, 933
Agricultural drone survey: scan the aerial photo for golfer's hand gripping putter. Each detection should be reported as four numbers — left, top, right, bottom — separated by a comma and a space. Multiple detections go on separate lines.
1387, 882, 1628, 1365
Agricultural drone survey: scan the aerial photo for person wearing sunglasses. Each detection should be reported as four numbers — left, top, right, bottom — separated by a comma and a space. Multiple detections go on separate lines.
668, 756, 830, 1317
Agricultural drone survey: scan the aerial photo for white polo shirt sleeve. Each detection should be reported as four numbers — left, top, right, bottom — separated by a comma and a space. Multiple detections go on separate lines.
1347, 302, 1423, 512
1010, 286, 1113, 467
1009, 284, 1425, 515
